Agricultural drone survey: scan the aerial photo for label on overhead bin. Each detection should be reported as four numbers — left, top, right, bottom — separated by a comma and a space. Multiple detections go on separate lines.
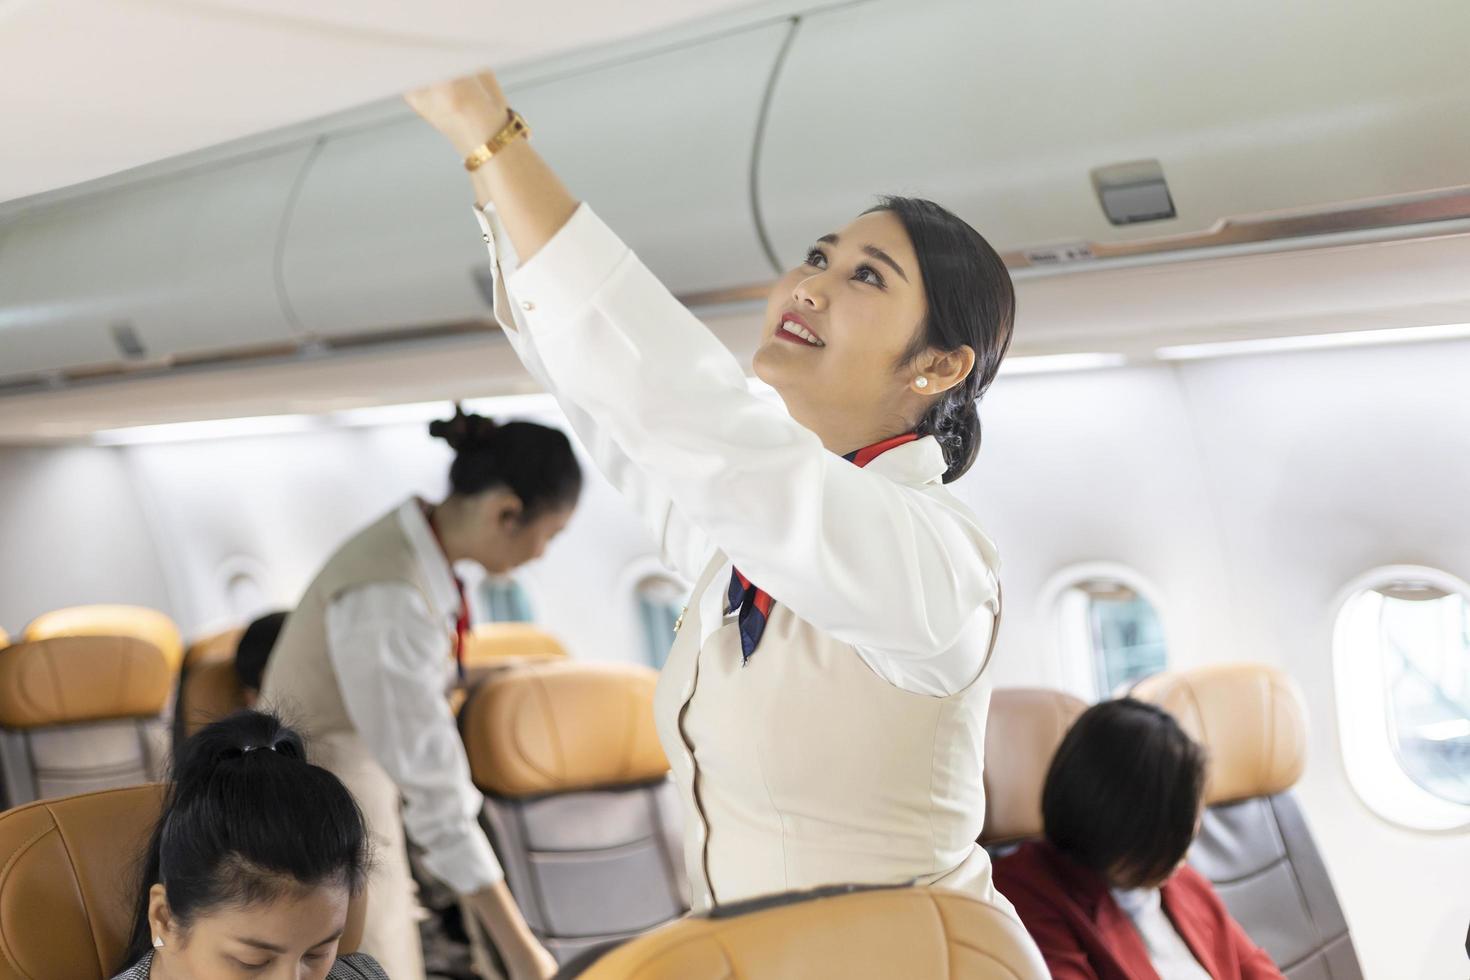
1023, 242, 1096, 266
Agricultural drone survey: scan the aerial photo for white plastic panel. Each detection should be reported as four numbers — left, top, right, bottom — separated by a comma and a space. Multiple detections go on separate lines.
281, 22, 787, 339
0, 146, 311, 381
757, 0, 1470, 264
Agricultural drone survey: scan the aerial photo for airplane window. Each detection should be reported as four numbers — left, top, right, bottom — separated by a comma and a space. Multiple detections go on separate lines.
1052, 568, 1168, 700
1335, 568, 1470, 828
475, 576, 534, 624
635, 572, 689, 670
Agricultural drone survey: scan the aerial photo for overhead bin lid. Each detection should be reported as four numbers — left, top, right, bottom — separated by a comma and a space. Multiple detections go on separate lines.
0, 146, 312, 383
755, 0, 1470, 267
279, 21, 791, 339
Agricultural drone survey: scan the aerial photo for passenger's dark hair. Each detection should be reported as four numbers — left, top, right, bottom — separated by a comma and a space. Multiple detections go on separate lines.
122, 712, 370, 969
864, 196, 1015, 483
233, 610, 287, 692
1041, 698, 1206, 890
429, 405, 582, 520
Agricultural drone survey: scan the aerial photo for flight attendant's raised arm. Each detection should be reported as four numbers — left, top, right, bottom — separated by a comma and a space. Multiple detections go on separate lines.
406, 72, 576, 269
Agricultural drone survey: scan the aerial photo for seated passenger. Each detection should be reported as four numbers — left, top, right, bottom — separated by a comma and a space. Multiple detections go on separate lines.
233, 610, 287, 706
114, 711, 385, 980
992, 698, 1282, 980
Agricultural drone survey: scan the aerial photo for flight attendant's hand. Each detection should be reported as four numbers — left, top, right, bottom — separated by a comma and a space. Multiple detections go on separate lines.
405, 70, 511, 159
464, 880, 559, 979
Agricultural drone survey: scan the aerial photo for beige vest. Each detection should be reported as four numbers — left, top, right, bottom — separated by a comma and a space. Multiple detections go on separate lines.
261, 506, 447, 739
654, 551, 1010, 917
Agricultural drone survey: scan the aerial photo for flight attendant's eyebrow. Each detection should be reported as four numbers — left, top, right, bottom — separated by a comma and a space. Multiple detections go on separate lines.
813, 232, 910, 283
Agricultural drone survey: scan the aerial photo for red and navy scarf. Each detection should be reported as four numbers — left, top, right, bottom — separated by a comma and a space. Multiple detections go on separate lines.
726, 432, 920, 663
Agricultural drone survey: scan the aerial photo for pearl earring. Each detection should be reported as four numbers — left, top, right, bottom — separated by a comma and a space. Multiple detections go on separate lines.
914, 377, 929, 390
152, 937, 164, 949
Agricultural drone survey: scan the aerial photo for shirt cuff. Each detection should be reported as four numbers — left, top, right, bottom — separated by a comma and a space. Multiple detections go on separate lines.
418, 823, 505, 895
505, 202, 629, 328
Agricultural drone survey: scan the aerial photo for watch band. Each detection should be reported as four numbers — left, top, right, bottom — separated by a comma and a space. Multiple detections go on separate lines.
463, 110, 531, 172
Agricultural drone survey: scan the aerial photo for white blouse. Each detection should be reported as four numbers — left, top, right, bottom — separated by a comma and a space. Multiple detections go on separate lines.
472, 203, 1000, 697
1111, 887, 1214, 980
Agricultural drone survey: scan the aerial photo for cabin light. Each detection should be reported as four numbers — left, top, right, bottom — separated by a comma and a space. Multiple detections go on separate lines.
92, 414, 320, 445
1154, 322, 1470, 361
997, 352, 1128, 376
330, 400, 457, 428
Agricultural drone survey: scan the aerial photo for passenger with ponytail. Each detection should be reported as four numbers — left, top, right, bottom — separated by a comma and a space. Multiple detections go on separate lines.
259, 407, 578, 979
407, 71, 1016, 917
114, 711, 382, 979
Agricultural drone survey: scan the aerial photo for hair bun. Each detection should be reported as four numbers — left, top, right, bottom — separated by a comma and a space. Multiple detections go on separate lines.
172, 712, 307, 787
429, 404, 500, 453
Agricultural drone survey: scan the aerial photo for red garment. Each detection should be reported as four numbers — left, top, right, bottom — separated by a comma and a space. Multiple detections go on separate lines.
992, 840, 1283, 980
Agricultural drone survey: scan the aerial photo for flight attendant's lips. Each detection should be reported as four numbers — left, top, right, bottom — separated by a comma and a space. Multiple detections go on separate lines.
776, 313, 825, 348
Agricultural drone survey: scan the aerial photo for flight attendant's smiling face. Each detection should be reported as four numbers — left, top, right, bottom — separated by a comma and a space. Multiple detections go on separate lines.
754, 209, 932, 446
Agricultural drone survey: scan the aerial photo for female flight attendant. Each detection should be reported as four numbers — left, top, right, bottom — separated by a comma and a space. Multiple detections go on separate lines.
407, 70, 1015, 915
260, 410, 579, 980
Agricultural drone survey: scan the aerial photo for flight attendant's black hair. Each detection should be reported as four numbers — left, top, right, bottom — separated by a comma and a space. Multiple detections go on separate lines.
1041, 698, 1207, 890
865, 196, 1015, 484
429, 405, 582, 520
121, 712, 370, 969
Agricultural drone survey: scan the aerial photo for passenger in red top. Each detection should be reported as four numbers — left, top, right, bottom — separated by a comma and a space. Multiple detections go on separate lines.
992, 698, 1283, 980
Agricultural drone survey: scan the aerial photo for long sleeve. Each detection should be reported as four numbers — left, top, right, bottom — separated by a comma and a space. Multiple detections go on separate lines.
484, 203, 998, 664
325, 584, 503, 894
474, 206, 715, 584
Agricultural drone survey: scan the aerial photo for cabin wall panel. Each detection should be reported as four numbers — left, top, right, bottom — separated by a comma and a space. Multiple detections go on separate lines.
0, 447, 173, 635
1177, 337, 1470, 980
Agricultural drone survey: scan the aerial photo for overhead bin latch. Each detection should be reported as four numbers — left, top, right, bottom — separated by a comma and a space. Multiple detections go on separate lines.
1091, 159, 1177, 226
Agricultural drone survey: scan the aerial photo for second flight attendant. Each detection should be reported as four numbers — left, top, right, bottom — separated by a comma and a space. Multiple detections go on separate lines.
408, 71, 1015, 916
261, 409, 579, 980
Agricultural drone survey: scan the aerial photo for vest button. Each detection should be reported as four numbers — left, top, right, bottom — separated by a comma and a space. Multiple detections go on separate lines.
520, 300, 535, 312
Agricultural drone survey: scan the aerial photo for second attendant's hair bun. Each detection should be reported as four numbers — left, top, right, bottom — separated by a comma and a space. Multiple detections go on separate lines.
429, 404, 500, 453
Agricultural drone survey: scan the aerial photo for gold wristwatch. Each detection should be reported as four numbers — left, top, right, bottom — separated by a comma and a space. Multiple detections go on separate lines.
463, 110, 531, 171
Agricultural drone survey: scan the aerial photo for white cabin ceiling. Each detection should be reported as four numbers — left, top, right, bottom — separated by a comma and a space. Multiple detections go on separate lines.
0, 0, 766, 203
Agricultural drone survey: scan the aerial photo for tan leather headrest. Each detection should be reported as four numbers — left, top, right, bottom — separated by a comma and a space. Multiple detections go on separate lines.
24, 605, 184, 674
0, 785, 363, 980
981, 688, 1088, 844
0, 636, 172, 729
579, 886, 1048, 980
1131, 663, 1307, 805
461, 661, 666, 797
184, 627, 245, 669
462, 623, 568, 668
179, 659, 250, 739
0, 785, 164, 979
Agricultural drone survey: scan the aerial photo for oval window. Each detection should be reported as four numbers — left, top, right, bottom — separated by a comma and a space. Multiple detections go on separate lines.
1334, 566, 1470, 829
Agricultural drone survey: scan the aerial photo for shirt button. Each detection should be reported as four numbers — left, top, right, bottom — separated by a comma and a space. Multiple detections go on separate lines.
481, 234, 490, 243
520, 300, 535, 312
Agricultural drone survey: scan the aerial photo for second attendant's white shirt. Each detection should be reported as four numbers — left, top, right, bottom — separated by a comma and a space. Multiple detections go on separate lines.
471, 202, 1000, 697
324, 499, 504, 895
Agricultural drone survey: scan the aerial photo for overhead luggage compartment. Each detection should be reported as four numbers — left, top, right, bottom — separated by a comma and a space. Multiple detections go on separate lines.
0, 146, 312, 383
279, 21, 791, 340
755, 0, 1470, 269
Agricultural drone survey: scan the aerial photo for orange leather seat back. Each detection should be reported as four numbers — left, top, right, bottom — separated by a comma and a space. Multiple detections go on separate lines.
577, 886, 1048, 980
1130, 662, 1307, 805
980, 688, 1088, 844
0, 785, 363, 980
461, 660, 665, 798
462, 622, 568, 669
24, 605, 184, 675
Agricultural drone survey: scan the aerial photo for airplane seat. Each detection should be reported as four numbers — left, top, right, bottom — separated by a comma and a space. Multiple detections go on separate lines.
23, 604, 184, 675
1132, 663, 1364, 980
978, 687, 1089, 853
0, 784, 366, 980
0, 636, 172, 809
463, 622, 569, 666
568, 884, 1048, 979
174, 627, 248, 747
459, 660, 686, 965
